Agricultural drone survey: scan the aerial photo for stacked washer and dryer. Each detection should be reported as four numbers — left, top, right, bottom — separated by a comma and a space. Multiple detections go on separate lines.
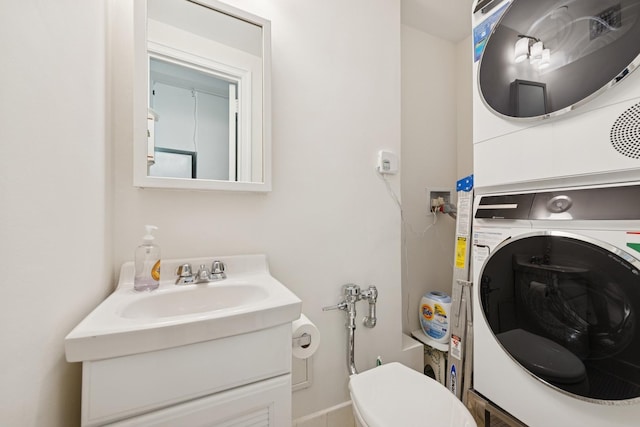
471, 0, 640, 426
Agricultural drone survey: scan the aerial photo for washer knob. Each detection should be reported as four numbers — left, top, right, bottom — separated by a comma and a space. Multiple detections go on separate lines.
547, 195, 572, 213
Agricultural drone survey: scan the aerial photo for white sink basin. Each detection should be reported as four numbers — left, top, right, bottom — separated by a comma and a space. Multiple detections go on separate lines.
120, 284, 269, 319
65, 254, 301, 362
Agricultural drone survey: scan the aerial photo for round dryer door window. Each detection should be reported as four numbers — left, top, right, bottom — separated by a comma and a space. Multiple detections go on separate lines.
478, 0, 640, 119
479, 231, 640, 402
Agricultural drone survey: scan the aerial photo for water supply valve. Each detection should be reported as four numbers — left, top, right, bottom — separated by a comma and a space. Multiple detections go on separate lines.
322, 284, 378, 328
323, 283, 379, 375
361, 286, 378, 328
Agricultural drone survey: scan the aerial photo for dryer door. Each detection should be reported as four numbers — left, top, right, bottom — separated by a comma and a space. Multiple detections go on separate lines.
478, 0, 640, 119
479, 231, 640, 402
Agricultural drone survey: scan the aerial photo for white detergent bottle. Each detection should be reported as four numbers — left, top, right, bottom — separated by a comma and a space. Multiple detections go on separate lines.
420, 291, 452, 343
134, 225, 161, 291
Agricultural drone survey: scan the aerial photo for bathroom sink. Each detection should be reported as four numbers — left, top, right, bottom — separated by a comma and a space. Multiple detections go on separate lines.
65, 254, 301, 362
119, 284, 269, 319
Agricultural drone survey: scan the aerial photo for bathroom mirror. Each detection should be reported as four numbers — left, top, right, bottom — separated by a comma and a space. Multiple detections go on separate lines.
478, 0, 640, 120
134, 0, 271, 191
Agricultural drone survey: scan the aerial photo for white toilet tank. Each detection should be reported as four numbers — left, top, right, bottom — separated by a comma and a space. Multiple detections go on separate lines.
349, 362, 477, 427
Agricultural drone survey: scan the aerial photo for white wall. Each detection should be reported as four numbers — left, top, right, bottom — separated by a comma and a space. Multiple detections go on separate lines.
400, 25, 459, 334
0, 1, 471, 424
0, 2, 111, 426
457, 35, 473, 179
112, 0, 417, 420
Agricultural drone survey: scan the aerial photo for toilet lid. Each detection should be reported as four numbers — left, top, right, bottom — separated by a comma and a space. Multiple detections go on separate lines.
497, 329, 586, 384
349, 363, 477, 427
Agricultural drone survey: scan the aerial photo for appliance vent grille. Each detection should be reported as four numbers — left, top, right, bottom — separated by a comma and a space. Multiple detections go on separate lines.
610, 102, 640, 159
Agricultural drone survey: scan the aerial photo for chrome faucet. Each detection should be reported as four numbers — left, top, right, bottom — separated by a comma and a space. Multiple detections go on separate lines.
210, 260, 226, 280
195, 264, 212, 283
175, 261, 226, 285
175, 263, 195, 285
323, 284, 379, 375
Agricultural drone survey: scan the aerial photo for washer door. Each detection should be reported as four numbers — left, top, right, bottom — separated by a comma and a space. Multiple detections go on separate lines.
479, 231, 640, 402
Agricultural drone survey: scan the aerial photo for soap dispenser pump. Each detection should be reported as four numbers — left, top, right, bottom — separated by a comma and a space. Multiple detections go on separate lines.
134, 225, 161, 291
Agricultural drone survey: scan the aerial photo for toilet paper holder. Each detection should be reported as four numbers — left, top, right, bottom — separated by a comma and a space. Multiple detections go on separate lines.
292, 333, 312, 348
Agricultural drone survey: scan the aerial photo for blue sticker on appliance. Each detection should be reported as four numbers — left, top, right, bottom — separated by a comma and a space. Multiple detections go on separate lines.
473, 1, 511, 62
449, 364, 457, 395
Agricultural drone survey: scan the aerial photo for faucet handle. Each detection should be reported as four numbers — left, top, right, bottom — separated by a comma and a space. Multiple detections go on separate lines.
176, 263, 193, 277
322, 301, 348, 311
360, 285, 378, 301
211, 260, 225, 274
210, 260, 226, 280
175, 263, 194, 285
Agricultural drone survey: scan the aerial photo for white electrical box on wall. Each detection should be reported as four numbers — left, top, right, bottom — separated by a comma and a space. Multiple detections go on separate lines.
377, 150, 399, 174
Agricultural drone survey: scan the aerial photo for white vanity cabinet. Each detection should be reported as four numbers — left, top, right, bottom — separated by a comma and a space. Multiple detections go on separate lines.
80, 324, 292, 427
65, 255, 302, 427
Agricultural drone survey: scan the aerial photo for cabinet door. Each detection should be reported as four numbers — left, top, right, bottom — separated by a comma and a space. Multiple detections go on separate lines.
83, 325, 291, 426
107, 375, 291, 427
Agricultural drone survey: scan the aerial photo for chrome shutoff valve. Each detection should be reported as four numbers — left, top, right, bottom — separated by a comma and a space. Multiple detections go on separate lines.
322, 284, 360, 312
322, 284, 378, 328
361, 286, 378, 328
323, 283, 379, 375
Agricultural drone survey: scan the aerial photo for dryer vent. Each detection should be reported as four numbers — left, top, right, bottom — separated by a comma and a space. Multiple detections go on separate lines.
610, 102, 640, 159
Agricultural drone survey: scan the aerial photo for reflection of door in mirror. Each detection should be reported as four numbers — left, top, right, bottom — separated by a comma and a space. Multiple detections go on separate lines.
150, 147, 198, 179
146, 0, 263, 184
148, 57, 237, 181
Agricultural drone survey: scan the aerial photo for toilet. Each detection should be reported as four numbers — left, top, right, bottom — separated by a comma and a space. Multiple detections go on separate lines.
349, 362, 477, 427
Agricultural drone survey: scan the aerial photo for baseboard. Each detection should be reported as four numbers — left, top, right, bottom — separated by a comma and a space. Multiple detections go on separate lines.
293, 401, 355, 427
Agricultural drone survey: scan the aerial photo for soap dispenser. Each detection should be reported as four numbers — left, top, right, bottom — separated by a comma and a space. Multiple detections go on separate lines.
134, 225, 161, 291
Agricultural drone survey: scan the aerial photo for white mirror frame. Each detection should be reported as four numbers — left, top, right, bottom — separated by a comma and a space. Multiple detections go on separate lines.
133, 0, 272, 191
